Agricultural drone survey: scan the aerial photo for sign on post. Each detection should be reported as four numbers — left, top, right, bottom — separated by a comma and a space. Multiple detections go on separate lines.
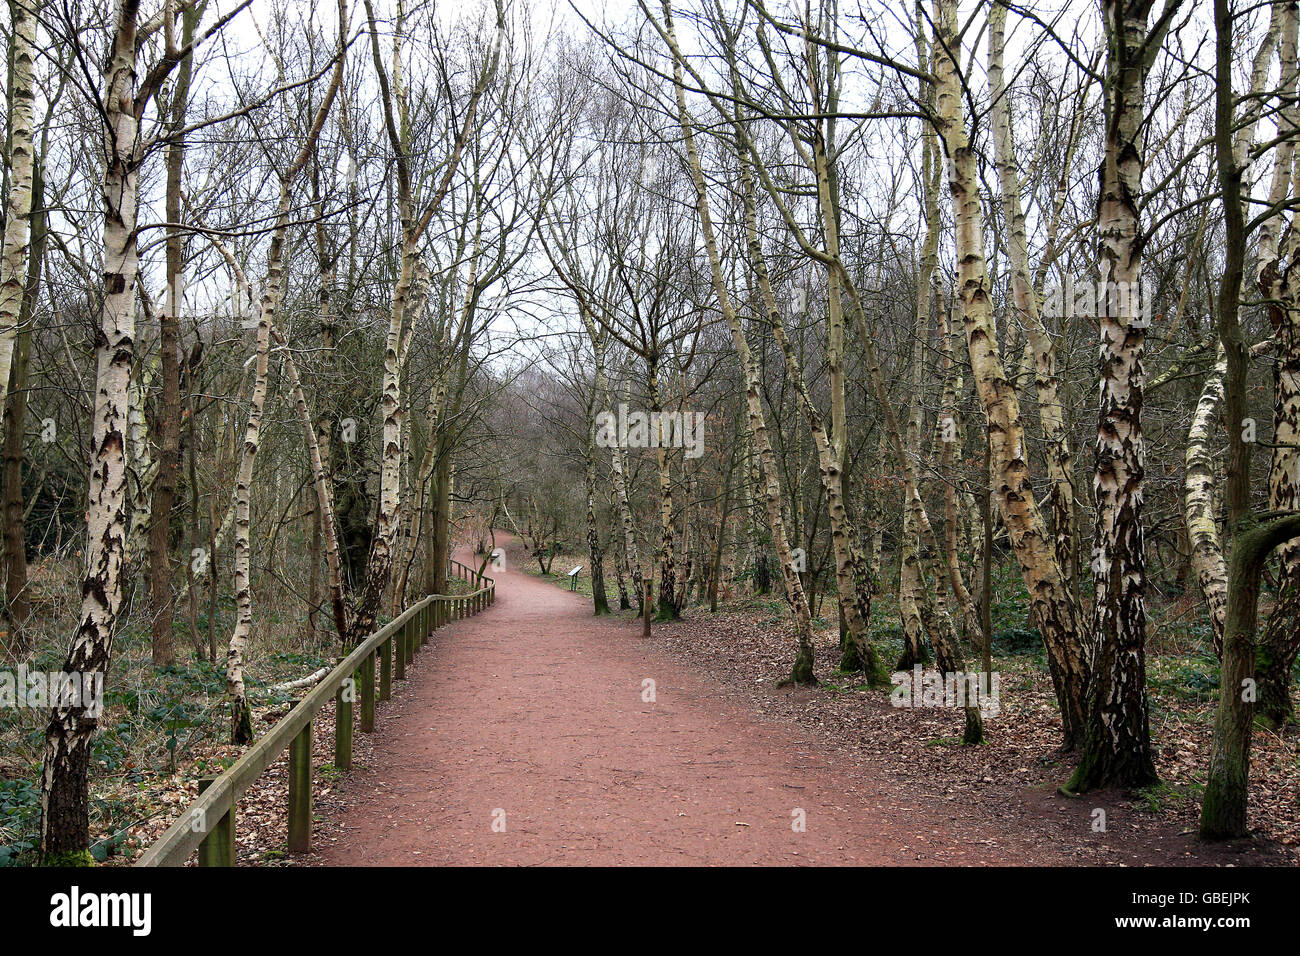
567, 566, 584, 591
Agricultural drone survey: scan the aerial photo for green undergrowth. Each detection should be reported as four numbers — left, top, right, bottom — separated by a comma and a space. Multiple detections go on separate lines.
1, 616, 333, 867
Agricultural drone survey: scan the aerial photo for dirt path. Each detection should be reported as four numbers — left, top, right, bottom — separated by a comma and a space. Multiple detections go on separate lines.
306, 545, 1042, 866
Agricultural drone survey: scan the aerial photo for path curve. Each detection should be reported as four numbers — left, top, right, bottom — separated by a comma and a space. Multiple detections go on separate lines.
309, 542, 1002, 866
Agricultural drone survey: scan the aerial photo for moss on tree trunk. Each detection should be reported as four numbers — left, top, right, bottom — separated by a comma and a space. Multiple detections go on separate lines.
1200, 514, 1300, 838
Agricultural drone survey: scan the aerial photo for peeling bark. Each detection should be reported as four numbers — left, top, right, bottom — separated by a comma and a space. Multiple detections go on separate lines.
932, 0, 1088, 747
1185, 346, 1230, 652
40, 0, 140, 863
0, 0, 39, 414
1255, 1, 1300, 727
988, 2, 1078, 594
1069, 0, 1163, 791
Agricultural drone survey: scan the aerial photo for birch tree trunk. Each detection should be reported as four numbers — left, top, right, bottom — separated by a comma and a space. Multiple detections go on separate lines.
347, 247, 428, 643
226, 8, 346, 738
1184, 346, 1230, 651
1, 156, 42, 649
353, 0, 501, 640
737, 144, 879, 677
988, 2, 1078, 594
39, 0, 140, 863
938, 301, 984, 647
611, 497, 631, 610
648, 358, 679, 620
898, 268, 929, 670
932, 0, 1089, 747
1259, 316, 1300, 725
275, 331, 350, 638
1253, 0, 1300, 727
707, 427, 736, 613
585, 391, 611, 615
662, 0, 816, 682
897, 5, 941, 670
227, 210, 285, 744
147, 1, 199, 668
1185, 3, 1289, 659
124, 357, 156, 569
1068, 0, 1164, 791
0, 0, 38, 413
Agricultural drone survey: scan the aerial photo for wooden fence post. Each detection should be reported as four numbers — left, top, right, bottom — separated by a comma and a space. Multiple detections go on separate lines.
288, 720, 312, 854
196, 776, 234, 867
335, 680, 353, 770
395, 622, 407, 681
643, 580, 652, 638
360, 651, 375, 733
380, 636, 392, 701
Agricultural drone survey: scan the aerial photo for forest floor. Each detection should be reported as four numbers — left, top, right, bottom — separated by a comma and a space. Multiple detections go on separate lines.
641, 595, 1300, 866
259, 537, 1295, 866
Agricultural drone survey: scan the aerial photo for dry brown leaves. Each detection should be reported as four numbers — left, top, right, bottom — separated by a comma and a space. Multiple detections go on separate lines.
648, 604, 1298, 866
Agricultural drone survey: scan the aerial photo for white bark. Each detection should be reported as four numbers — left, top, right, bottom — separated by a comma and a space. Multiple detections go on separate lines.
0, 0, 39, 411
932, 0, 1088, 745
40, 0, 139, 860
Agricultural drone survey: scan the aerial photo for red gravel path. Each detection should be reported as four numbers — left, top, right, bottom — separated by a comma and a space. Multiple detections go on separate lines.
308, 550, 1024, 866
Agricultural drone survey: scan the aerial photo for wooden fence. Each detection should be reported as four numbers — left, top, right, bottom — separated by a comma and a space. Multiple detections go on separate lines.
136, 562, 495, 866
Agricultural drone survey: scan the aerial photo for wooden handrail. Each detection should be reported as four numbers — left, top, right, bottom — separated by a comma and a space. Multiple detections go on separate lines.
448, 557, 487, 585
136, 567, 496, 867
